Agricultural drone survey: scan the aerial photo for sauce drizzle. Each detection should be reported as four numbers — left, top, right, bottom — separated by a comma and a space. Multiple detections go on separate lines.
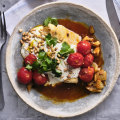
34, 19, 104, 103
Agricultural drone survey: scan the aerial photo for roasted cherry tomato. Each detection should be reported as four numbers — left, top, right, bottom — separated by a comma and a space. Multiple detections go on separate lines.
24, 54, 37, 65
33, 71, 48, 85
77, 41, 91, 56
83, 53, 94, 67
17, 67, 32, 84
67, 53, 84, 68
79, 67, 94, 82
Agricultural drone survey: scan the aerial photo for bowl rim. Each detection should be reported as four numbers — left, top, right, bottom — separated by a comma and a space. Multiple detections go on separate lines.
6, 1, 120, 118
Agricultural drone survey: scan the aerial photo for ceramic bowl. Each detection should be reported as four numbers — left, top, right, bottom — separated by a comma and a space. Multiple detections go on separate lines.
6, 2, 120, 117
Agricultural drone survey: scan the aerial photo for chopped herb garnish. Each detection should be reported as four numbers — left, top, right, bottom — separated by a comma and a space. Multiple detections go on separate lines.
25, 50, 61, 77
52, 69, 62, 77
43, 17, 58, 26
45, 33, 57, 46
58, 42, 75, 58
26, 64, 32, 70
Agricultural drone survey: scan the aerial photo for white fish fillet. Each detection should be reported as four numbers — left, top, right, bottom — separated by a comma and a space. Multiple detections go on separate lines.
48, 24, 81, 45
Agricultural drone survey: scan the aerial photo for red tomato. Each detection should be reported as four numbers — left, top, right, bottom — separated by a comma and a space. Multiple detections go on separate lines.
33, 71, 48, 85
77, 41, 91, 56
83, 53, 94, 67
24, 54, 37, 65
17, 67, 32, 84
67, 53, 84, 68
79, 67, 94, 82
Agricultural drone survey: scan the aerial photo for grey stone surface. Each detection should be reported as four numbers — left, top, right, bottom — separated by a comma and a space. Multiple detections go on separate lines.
0, 0, 120, 120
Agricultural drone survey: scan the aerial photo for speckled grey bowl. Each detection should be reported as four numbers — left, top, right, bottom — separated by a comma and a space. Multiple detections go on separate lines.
6, 2, 120, 118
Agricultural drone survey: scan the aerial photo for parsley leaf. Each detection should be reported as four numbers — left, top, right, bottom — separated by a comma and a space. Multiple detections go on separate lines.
28, 51, 61, 77
38, 50, 46, 60
58, 42, 75, 58
26, 64, 32, 70
45, 33, 57, 46
52, 69, 62, 77
43, 17, 58, 26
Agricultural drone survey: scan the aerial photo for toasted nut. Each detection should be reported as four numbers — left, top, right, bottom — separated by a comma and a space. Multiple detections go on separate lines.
55, 48, 58, 51
47, 52, 52, 57
57, 60, 60, 63
28, 34, 31, 38
51, 54, 55, 59
57, 54, 61, 57
41, 74, 45, 77
36, 53, 38, 56
93, 47, 100, 56
56, 57, 60, 61
64, 62, 68, 65
92, 41, 100, 47
57, 40, 62, 43
37, 35, 42, 38
89, 26, 95, 35
31, 28, 36, 31
57, 67, 61, 71
30, 49, 33, 53
82, 36, 94, 42
22, 37, 25, 40
22, 32, 26, 36
64, 68, 68, 72
67, 74, 71, 78
20, 40, 24, 44
41, 47, 44, 50
37, 48, 39, 52
19, 29, 23, 33
27, 83, 33, 92
51, 47, 54, 52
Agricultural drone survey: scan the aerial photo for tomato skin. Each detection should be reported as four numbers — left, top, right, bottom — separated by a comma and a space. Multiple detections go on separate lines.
79, 67, 94, 82
24, 54, 37, 65
17, 67, 32, 84
77, 41, 91, 56
83, 53, 94, 67
33, 71, 48, 85
67, 53, 84, 68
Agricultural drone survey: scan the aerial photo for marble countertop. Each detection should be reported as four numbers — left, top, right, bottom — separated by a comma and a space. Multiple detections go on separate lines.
0, 0, 120, 120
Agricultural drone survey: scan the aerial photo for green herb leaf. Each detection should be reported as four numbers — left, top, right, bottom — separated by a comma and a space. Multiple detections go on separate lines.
52, 69, 62, 77
26, 64, 32, 70
32, 61, 40, 70
45, 33, 57, 46
29, 50, 61, 77
38, 51, 46, 60
43, 17, 58, 26
58, 42, 75, 58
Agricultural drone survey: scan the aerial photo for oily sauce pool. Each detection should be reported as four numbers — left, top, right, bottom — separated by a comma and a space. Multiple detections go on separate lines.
34, 19, 104, 103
